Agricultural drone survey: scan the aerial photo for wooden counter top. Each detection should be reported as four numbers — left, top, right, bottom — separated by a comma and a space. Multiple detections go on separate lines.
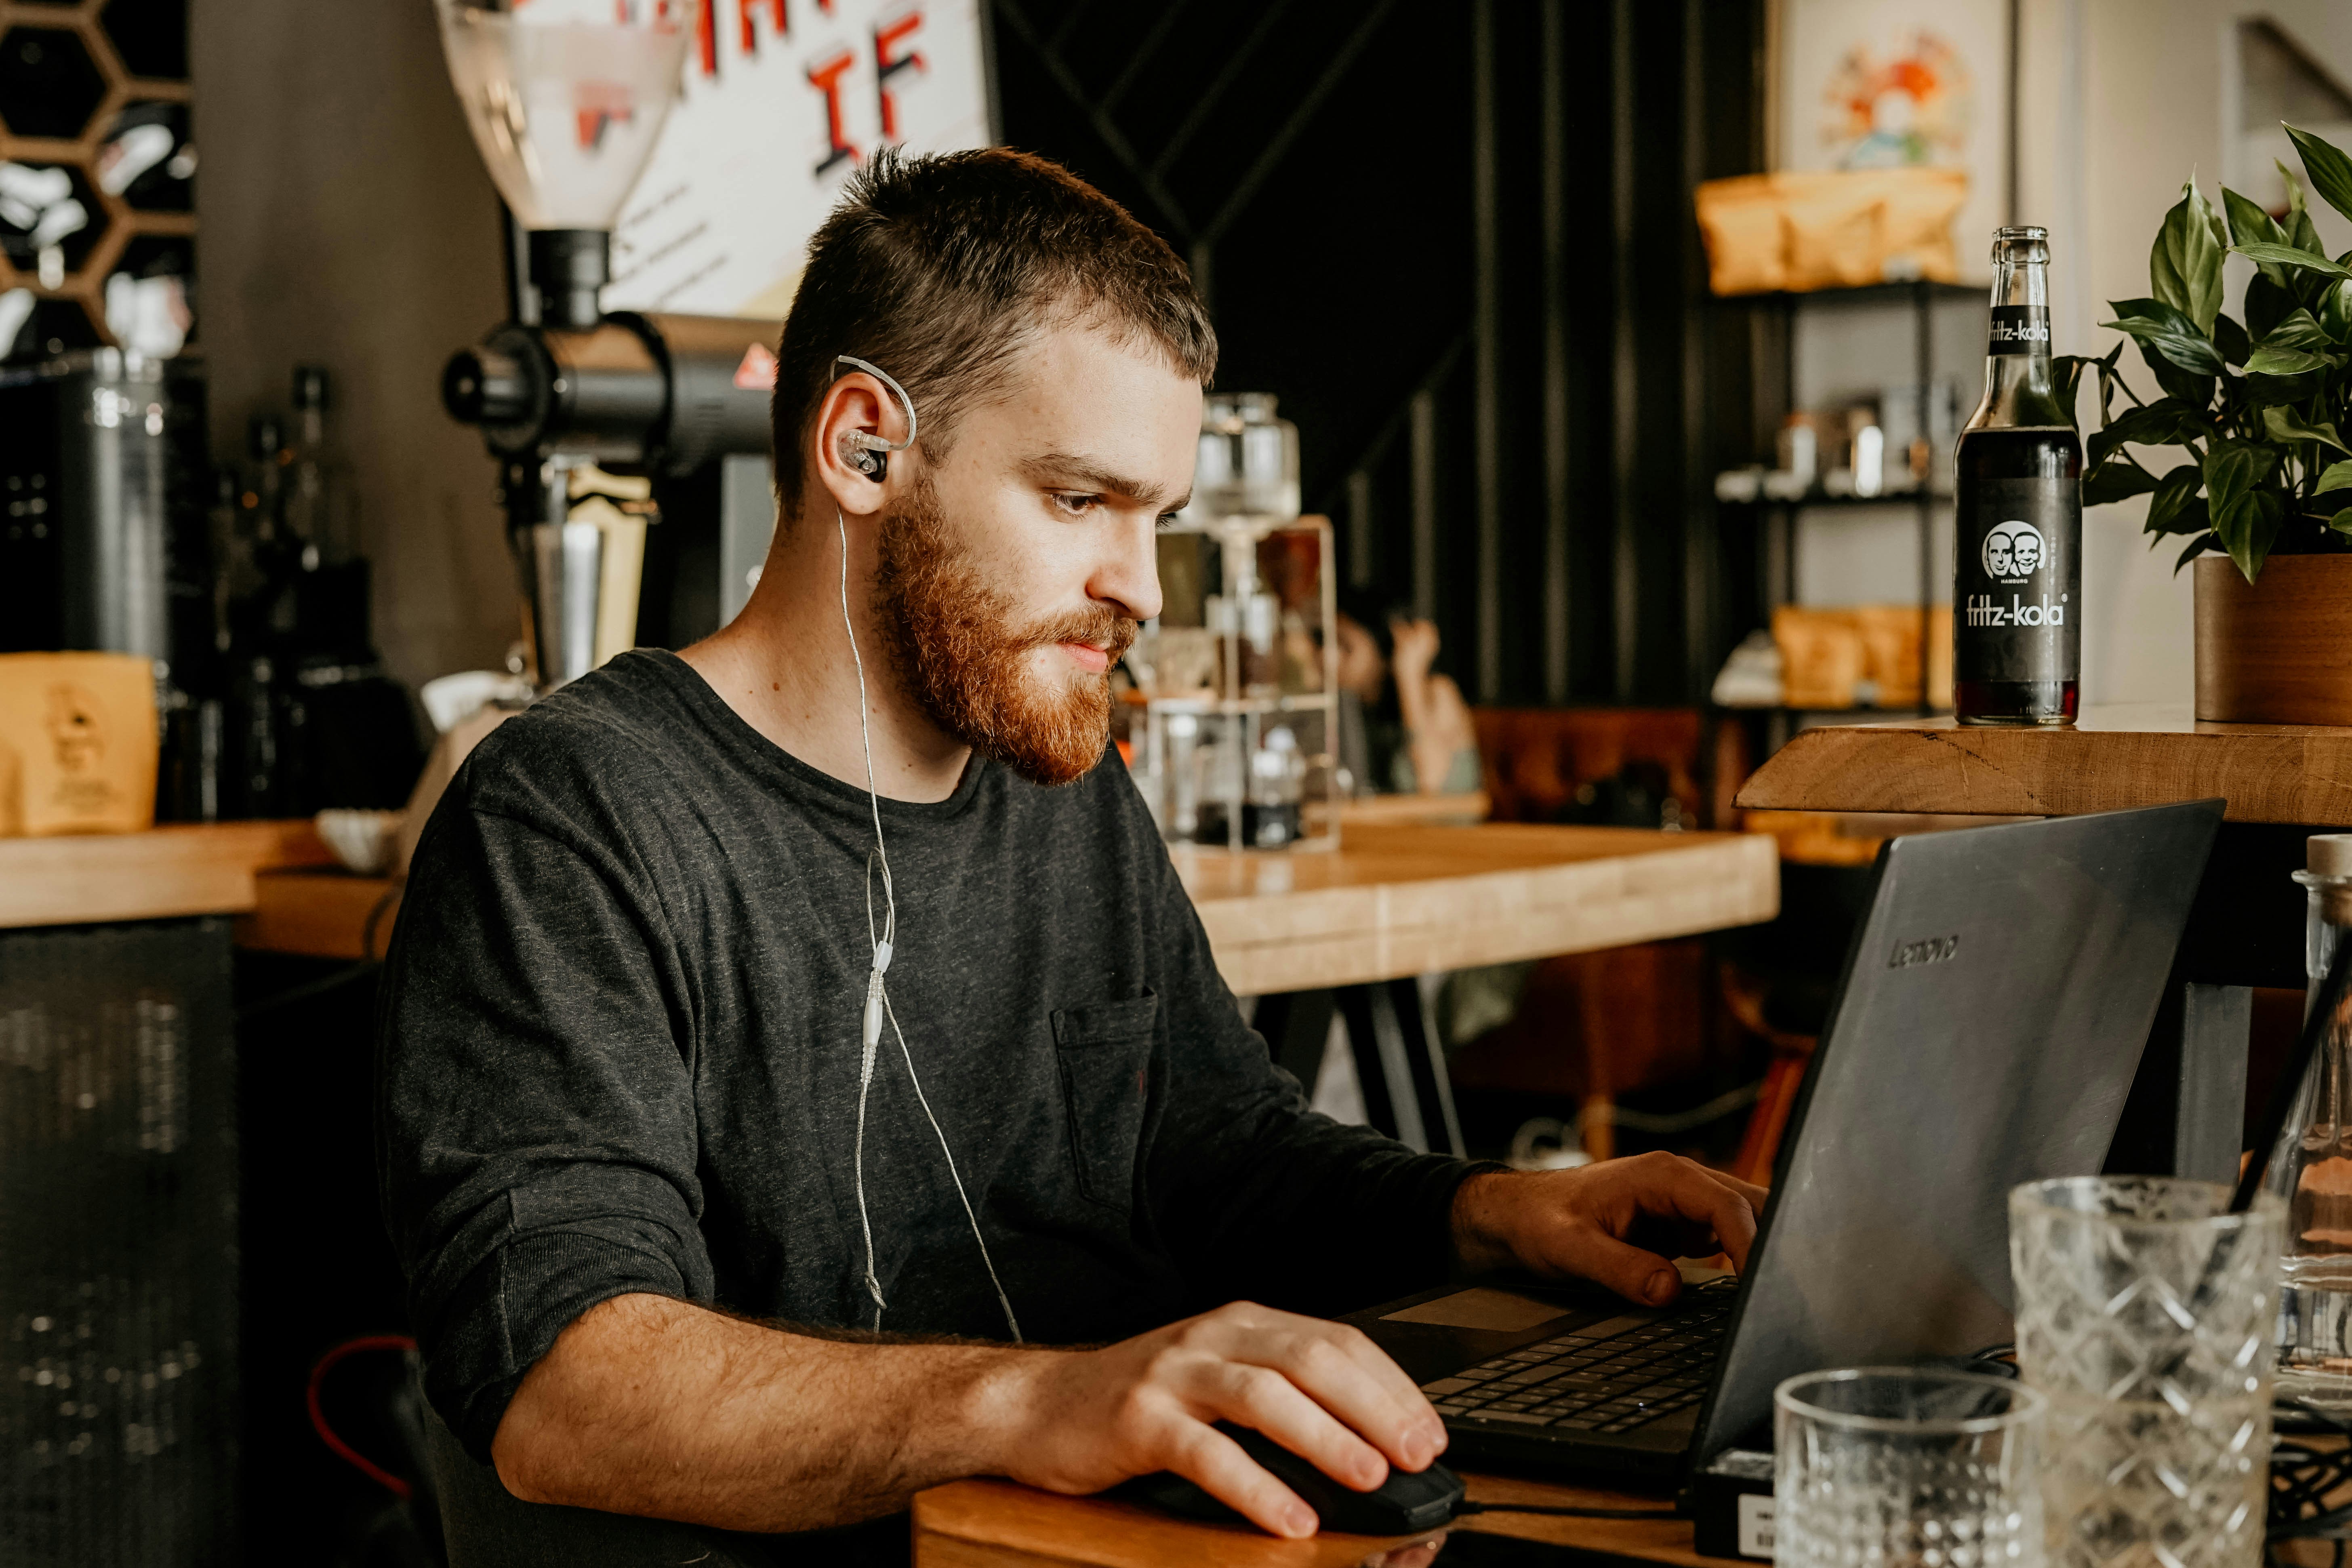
4, 822, 1780, 997
0, 821, 334, 930
913, 1473, 1711, 1568
1180, 823, 1778, 995
1733, 703, 2352, 825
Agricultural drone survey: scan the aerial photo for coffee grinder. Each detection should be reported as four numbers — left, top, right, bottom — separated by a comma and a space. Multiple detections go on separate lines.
433, 0, 781, 689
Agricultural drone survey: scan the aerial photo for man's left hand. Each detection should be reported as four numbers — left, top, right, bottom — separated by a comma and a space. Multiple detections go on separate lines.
1449, 1153, 1767, 1307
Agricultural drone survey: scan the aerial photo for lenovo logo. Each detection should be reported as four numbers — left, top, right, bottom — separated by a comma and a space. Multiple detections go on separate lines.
1889, 934, 1960, 969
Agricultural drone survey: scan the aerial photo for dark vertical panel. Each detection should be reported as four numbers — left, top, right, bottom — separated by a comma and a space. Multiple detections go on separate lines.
1609, 0, 1639, 702
1471, 0, 1502, 703
1539, 0, 1570, 706
1681, 0, 1712, 702
1410, 389, 1437, 623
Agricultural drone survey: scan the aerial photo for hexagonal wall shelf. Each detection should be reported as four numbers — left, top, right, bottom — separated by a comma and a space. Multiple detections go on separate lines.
0, 0, 194, 353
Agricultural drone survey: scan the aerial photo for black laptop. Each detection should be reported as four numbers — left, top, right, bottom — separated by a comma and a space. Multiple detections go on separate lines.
1346, 800, 2224, 1480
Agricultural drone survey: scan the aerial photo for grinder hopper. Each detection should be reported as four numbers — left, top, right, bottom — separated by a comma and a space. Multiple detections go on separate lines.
438, 2, 777, 691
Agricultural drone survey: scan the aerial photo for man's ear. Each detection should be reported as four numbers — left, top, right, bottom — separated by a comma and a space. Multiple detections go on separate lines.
810, 372, 908, 518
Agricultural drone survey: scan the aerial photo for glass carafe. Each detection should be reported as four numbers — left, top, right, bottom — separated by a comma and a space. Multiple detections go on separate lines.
2265, 833, 2352, 1408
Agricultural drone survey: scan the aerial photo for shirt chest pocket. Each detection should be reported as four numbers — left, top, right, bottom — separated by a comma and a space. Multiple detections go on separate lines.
1051, 991, 1158, 1214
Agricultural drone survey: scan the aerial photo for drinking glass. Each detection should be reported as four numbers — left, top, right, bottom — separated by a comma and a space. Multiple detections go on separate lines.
1775, 1367, 2047, 1568
2009, 1177, 2283, 1568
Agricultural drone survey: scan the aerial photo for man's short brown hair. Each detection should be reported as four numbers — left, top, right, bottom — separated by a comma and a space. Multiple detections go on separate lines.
771, 147, 1218, 520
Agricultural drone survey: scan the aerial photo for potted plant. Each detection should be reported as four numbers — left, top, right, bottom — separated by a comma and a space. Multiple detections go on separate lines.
2077, 123, 2352, 724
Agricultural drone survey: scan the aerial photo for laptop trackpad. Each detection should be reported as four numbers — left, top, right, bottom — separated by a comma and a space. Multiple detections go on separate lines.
1379, 1288, 1574, 1333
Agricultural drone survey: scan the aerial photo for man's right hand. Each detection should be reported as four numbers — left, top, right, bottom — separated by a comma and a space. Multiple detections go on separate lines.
979, 1301, 1446, 1539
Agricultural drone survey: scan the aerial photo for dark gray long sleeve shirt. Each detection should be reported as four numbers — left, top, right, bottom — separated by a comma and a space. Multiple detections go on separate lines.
375, 650, 1475, 1464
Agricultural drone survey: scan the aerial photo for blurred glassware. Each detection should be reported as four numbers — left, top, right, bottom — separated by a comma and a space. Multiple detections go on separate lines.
2262, 834, 2352, 1409
1773, 1366, 2046, 1568
2009, 1177, 2280, 1568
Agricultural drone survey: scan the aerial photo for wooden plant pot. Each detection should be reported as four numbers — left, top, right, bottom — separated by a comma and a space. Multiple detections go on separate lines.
2194, 552, 2352, 724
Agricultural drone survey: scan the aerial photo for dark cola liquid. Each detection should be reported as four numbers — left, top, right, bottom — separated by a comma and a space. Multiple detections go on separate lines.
1954, 425, 2081, 726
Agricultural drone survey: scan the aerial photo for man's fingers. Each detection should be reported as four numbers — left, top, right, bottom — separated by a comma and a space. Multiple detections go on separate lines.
1166, 1422, 1317, 1539
1229, 1326, 1443, 1475
1570, 1228, 1685, 1307
1202, 1363, 1388, 1492
1694, 1164, 1770, 1217
1621, 1155, 1760, 1274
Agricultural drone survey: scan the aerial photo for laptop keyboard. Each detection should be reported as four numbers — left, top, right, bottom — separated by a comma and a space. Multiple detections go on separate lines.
1416, 1279, 1737, 1435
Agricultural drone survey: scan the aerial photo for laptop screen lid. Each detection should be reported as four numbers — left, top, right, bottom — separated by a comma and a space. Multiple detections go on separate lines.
1691, 799, 2224, 1467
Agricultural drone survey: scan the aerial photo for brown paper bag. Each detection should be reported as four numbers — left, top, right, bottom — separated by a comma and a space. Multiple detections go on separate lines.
0, 652, 158, 836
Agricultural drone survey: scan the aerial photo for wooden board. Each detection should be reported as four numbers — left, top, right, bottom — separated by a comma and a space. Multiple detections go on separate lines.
911, 1474, 1714, 1568
1181, 824, 1780, 995
1733, 703, 2352, 825
0, 820, 334, 930
234, 870, 403, 960
1336, 792, 1491, 828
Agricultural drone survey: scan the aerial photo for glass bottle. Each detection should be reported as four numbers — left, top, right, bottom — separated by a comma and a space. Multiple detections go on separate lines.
2266, 833, 2352, 1408
1954, 226, 2081, 726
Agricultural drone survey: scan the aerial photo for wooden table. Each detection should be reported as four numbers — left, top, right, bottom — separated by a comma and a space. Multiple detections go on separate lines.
912, 1473, 1711, 1568
1182, 824, 1776, 998
1736, 703, 2352, 1183
1731, 703, 2352, 825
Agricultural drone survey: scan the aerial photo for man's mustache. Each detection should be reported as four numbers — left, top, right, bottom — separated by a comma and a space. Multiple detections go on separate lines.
1016, 605, 1136, 665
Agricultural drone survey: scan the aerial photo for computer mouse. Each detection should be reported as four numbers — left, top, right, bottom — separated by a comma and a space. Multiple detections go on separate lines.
1117, 1421, 1464, 1535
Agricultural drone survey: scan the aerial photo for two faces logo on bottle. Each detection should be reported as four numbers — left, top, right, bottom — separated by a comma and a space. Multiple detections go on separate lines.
1967, 520, 2064, 630
1981, 520, 2045, 581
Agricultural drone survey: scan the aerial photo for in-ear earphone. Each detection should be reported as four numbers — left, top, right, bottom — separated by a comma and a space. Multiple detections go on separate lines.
834, 354, 918, 482
828, 353, 1020, 1344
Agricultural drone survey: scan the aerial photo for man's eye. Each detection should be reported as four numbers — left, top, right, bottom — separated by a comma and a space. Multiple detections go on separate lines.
1050, 492, 1103, 517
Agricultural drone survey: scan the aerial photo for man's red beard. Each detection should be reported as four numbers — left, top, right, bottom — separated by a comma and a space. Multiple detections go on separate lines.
872, 476, 1136, 788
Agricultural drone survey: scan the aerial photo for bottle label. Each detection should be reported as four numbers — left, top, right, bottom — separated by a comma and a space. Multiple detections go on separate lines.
1957, 476, 2080, 682
1988, 305, 2052, 356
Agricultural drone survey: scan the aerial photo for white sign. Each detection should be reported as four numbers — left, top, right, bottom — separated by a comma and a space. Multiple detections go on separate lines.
1775, 0, 2009, 285
522, 0, 994, 320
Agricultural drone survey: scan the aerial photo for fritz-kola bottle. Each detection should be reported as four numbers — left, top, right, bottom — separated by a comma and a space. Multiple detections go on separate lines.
1954, 226, 2081, 726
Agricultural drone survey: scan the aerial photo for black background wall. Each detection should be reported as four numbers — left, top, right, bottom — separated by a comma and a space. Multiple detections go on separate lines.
991, 0, 1772, 706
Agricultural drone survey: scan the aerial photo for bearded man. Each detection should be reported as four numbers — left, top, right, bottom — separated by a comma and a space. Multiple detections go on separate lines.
378, 148, 1761, 1568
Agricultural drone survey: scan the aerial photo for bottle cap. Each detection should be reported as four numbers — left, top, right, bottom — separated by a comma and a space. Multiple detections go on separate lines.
2312, 835, 2352, 878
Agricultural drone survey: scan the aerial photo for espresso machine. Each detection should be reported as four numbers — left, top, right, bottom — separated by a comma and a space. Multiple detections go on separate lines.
433, 1, 780, 688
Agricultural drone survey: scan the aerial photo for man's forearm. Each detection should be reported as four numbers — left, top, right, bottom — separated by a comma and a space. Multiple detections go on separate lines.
490, 1292, 1057, 1533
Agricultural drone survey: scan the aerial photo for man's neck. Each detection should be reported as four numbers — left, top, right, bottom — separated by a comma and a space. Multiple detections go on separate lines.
679, 517, 972, 804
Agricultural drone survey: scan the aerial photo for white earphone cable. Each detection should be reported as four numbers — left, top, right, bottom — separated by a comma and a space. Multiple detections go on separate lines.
835, 490, 1019, 1344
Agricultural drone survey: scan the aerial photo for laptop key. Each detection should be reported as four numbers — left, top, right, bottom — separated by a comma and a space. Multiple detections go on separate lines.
1475, 1411, 1555, 1426
1419, 1378, 1479, 1396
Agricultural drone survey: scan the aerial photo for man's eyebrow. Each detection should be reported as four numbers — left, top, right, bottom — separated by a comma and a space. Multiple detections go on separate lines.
1020, 451, 1187, 513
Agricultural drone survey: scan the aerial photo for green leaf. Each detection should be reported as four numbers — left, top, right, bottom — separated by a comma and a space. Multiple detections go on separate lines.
2102, 314, 2228, 375
2251, 367, 2329, 403
2173, 534, 2214, 573
2260, 307, 2333, 351
2280, 158, 2312, 219
2324, 281, 2352, 342
2317, 459, 2352, 495
2224, 187, 2290, 286
2206, 445, 2283, 582
2154, 179, 2226, 331
2290, 205, 2326, 258
2144, 466, 2206, 535
2287, 123, 2352, 226
2247, 343, 2334, 375
2231, 241, 2352, 278
2330, 508, 2352, 537
2264, 405, 2350, 451
2083, 456, 2161, 506
2248, 272, 2293, 340
2213, 313, 2251, 366
2087, 399, 2208, 466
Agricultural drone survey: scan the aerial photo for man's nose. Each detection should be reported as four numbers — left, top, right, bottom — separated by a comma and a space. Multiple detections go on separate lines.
1091, 515, 1163, 623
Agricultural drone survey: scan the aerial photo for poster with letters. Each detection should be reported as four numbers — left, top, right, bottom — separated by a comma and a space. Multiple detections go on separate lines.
522, 0, 994, 320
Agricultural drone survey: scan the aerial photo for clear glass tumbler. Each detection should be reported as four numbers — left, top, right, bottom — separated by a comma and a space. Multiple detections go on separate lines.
2009, 1177, 2283, 1568
1774, 1367, 2047, 1568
